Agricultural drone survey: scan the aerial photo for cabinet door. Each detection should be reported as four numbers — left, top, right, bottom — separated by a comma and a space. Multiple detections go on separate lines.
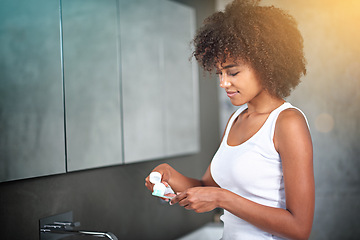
62, 0, 123, 171
161, 0, 200, 156
120, 0, 200, 164
119, 0, 165, 163
0, 0, 65, 181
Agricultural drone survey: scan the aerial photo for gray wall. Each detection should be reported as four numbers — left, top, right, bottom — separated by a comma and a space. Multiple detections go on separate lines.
217, 0, 360, 239
284, 1, 360, 239
0, 0, 219, 239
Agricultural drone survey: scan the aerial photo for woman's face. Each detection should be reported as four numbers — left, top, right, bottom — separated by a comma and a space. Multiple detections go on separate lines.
216, 60, 264, 106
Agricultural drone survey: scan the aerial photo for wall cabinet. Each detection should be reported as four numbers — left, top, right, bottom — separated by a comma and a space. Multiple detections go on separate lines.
120, 0, 199, 163
161, 0, 200, 157
62, 0, 123, 171
0, 0, 199, 182
0, 0, 66, 182
120, 0, 165, 162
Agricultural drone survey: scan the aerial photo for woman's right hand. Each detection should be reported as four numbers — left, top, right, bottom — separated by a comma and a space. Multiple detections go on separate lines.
145, 163, 173, 192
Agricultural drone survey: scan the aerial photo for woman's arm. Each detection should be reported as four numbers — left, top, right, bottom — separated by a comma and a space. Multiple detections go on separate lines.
145, 163, 219, 194
145, 163, 202, 193
172, 109, 314, 240
145, 110, 234, 193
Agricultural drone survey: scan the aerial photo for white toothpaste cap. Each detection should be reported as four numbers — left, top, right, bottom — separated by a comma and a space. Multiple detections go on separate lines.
149, 172, 162, 184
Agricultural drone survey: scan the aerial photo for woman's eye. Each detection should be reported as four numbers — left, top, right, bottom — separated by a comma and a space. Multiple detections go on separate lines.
229, 72, 240, 77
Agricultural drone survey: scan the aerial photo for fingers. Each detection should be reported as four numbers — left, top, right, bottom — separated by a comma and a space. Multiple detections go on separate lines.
175, 194, 194, 210
144, 171, 170, 192
169, 188, 216, 213
161, 180, 169, 187
144, 181, 152, 191
161, 171, 170, 186
144, 175, 154, 191
170, 191, 188, 206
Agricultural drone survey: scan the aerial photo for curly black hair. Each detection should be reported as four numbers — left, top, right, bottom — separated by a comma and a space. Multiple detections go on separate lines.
192, 0, 306, 98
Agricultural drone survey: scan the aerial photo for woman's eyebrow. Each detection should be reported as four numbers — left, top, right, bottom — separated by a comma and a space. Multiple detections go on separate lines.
220, 64, 240, 70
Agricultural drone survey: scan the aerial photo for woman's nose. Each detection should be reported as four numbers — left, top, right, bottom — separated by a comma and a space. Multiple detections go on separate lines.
219, 74, 231, 88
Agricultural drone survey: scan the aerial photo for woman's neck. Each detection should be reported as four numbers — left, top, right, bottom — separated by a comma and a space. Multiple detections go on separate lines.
246, 90, 285, 114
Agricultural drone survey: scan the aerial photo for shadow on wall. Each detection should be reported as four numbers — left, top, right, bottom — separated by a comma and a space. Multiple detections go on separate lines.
216, 0, 360, 239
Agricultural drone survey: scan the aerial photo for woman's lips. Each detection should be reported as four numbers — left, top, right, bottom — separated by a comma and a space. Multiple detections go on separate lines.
226, 91, 238, 98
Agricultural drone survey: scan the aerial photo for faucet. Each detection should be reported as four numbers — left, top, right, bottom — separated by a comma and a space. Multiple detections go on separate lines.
40, 221, 118, 240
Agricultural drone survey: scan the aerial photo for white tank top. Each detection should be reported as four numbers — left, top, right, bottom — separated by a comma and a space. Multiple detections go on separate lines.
211, 102, 307, 240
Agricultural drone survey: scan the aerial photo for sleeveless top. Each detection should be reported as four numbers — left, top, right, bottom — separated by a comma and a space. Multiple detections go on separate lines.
211, 102, 308, 240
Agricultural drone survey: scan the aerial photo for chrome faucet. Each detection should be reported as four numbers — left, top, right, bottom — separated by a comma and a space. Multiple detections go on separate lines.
40, 221, 118, 240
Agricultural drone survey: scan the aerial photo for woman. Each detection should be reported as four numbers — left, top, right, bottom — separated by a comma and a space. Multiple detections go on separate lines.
145, 0, 314, 239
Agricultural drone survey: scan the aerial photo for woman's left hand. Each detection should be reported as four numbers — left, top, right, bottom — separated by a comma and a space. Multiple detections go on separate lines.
170, 187, 222, 213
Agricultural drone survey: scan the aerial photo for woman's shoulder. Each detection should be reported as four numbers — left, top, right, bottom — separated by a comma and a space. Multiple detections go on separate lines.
274, 105, 311, 151
278, 103, 308, 125
277, 107, 308, 130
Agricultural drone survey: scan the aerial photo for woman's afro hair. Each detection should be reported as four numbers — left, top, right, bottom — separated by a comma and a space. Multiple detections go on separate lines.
192, 0, 306, 98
